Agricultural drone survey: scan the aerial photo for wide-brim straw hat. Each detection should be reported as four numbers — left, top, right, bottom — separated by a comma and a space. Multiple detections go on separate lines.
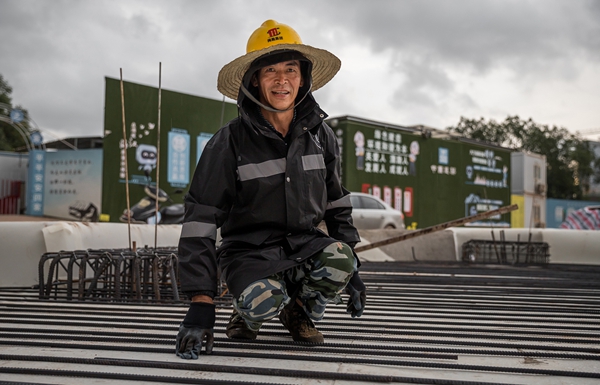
217, 19, 341, 100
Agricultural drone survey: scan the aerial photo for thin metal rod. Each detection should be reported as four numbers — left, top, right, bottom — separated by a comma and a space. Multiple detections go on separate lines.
120, 69, 132, 250
354, 204, 519, 253
490, 230, 501, 263
154, 62, 162, 249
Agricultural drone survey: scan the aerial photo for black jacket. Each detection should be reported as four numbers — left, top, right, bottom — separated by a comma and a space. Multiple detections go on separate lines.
177, 93, 360, 298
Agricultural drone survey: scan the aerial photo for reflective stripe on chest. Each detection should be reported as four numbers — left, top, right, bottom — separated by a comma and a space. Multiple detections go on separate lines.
237, 154, 325, 181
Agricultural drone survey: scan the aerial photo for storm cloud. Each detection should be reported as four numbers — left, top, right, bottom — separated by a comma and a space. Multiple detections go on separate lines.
1, 0, 599, 141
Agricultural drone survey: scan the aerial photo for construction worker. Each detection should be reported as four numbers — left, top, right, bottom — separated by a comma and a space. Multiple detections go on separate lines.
176, 19, 366, 359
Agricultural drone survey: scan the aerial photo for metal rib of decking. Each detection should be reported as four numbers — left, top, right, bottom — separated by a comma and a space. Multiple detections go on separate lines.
0, 262, 599, 384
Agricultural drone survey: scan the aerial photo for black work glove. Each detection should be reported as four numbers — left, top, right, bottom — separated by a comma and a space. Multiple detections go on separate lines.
176, 302, 215, 359
345, 272, 366, 318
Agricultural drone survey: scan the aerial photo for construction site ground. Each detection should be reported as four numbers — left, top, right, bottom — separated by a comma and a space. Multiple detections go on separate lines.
0, 216, 598, 384
1, 261, 599, 385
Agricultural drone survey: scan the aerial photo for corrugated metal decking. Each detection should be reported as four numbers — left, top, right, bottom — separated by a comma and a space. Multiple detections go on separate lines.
1, 261, 599, 384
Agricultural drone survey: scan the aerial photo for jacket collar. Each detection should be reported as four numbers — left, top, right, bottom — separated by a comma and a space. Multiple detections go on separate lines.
238, 92, 327, 140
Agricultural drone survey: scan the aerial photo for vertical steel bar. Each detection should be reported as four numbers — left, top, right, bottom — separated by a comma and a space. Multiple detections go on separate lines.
67, 252, 78, 301
515, 234, 521, 264
133, 254, 141, 300
142, 255, 150, 298
526, 233, 532, 263
154, 62, 162, 248
120, 68, 132, 250
490, 230, 501, 263
152, 255, 160, 301
78, 253, 88, 300
38, 253, 50, 299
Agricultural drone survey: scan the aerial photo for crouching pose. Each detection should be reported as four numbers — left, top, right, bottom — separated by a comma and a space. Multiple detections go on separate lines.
176, 19, 366, 359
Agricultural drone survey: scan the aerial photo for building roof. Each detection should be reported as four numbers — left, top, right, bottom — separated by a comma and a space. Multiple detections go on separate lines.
43, 136, 103, 150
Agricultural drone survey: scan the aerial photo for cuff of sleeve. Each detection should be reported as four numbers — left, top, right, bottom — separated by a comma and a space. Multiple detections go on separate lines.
182, 302, 216, 328
349, 271, 366, 291
185, 290, 216, 300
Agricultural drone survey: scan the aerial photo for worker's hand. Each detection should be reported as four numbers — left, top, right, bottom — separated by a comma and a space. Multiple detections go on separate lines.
346, 273, 366, 318
175, 302, 215, 359
176, 325, 214, 359
345, 272, 366, 318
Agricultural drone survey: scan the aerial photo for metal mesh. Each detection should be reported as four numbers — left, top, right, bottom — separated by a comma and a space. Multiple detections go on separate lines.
38, 247, 182, 302
462, 239, 550, 265
39, 247, 231, 303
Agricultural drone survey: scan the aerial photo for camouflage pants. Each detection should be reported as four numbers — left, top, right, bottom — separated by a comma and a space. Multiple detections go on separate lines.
232, 242, 356, 331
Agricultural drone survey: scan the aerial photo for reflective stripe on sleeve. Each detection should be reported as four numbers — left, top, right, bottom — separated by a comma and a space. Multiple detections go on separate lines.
326, 194, 352, 210
181, 221, 217, 240
302, 154, 325, 171
238, 158, 286, 181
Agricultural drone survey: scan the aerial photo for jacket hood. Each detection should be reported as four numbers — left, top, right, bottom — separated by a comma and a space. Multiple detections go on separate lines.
236, 51, 314, 113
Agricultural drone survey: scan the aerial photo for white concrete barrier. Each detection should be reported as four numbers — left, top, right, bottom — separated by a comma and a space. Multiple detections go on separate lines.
0, 221, 181, 287
538, 228, 600, 264
0, 222, 48, 287
356, 229, 456, 262
450, 228, 600, 264
41, 221, 182, 252
1, 221, 597, 287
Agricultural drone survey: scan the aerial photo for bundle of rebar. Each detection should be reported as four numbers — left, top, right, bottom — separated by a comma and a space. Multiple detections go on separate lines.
38, 247, 181, 302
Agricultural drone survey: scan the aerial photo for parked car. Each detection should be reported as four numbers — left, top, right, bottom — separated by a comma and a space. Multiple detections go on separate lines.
349, 192, 405, 230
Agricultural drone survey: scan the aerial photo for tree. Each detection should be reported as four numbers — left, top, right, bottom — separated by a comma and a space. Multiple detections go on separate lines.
447, 116, 599, 200
0, 74, 32, 152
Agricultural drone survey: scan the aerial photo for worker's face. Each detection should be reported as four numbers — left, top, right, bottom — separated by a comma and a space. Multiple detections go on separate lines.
252, 60, 304, 111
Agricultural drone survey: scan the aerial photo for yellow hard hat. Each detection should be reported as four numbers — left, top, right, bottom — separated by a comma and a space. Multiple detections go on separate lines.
218, 19, 341, 100
246, 19, 303, 54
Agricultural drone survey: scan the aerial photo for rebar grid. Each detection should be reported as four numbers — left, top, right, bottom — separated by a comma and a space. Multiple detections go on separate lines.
38, 247, 181, 302
462, 239, 550, 264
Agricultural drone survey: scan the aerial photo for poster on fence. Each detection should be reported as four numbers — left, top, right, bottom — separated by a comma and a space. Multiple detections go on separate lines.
41, 149, 103, 221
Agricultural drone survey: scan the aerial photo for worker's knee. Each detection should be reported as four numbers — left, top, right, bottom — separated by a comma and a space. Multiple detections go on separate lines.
233, 277, 290, 322
312, 241, 357, 275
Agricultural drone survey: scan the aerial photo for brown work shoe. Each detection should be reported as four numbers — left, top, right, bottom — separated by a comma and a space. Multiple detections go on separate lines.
278, 300, 324, 344
225, 309, 259, 340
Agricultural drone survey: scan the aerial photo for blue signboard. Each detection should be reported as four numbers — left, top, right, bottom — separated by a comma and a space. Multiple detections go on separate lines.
168, 129, 190, 187
25, 150, 46, 215
438, 147, 449, 165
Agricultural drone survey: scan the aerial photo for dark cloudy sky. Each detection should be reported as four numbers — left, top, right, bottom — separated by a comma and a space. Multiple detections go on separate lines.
1, 0, 599, 142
